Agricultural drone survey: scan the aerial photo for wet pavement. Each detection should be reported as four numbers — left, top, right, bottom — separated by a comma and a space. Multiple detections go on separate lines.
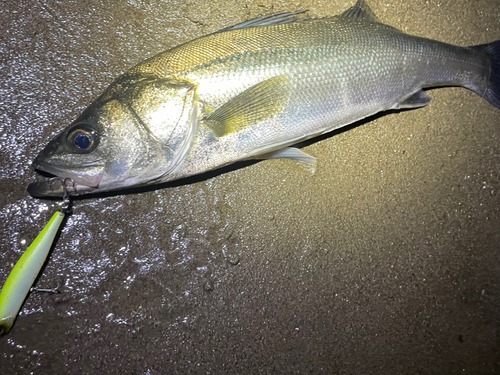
1, 0, 499, 373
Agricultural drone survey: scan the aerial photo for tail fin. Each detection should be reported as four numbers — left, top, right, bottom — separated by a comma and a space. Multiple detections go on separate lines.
470, 40, 500, 109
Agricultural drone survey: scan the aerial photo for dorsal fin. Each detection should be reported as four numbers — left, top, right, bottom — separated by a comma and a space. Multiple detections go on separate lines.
215, 10, 309, 33
341, 0, 381, 23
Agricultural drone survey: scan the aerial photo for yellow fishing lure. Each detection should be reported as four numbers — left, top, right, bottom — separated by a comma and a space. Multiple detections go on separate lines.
0, 179, 71, 335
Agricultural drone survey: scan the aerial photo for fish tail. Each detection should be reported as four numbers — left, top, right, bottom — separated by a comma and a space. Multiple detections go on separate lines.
469, 40, 500, 110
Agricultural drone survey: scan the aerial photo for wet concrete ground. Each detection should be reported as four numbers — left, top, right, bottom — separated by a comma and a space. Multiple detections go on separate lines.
1, 0, 499, 373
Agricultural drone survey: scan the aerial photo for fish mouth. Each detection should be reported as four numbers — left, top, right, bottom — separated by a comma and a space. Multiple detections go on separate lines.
28, 161, 105, 198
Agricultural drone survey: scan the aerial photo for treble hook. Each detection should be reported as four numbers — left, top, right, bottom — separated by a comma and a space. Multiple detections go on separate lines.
48, 177, 74, 213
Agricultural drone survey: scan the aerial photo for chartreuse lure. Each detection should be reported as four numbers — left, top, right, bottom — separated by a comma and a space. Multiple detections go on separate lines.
0, 180, 71, 335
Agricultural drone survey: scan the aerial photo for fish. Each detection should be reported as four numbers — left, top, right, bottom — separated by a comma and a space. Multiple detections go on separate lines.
27, 0, 499, 197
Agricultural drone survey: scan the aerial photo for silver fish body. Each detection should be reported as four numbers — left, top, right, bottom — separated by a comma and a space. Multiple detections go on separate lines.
28, 0, 500, 197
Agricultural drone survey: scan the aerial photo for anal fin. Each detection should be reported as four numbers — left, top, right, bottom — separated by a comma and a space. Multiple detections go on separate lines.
259, 147, 317, 172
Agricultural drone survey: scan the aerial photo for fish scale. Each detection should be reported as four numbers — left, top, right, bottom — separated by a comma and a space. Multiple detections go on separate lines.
28, 0, 500, 197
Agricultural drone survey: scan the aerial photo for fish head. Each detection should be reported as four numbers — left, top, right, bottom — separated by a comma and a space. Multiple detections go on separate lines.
28, 75, 197, 197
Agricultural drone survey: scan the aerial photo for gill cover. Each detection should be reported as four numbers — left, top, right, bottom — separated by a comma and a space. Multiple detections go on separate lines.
118, 76, 198, 176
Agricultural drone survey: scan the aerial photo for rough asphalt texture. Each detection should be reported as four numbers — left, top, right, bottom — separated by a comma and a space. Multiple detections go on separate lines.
1, 0, 499, 373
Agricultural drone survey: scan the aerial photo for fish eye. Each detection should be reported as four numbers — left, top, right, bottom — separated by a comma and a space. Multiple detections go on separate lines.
74, 133, 91, 149
67, 125, 98, 153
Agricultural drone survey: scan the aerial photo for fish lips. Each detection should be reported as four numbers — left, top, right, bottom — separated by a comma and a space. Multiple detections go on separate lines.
29, 158, 105, 198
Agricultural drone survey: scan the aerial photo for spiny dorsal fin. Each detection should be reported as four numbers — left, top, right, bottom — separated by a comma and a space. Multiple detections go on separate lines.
203, 75, 292, 137
341, 0, 381, 23
216, 11, 309, 33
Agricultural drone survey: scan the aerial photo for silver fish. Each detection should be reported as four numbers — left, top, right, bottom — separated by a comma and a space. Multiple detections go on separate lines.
28, 0, 500, 197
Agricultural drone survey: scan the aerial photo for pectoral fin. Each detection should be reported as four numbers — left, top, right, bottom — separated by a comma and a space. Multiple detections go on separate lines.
203, 75, 292, 137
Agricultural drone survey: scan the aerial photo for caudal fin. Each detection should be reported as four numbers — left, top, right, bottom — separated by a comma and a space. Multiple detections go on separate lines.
470, 40, 500, 109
